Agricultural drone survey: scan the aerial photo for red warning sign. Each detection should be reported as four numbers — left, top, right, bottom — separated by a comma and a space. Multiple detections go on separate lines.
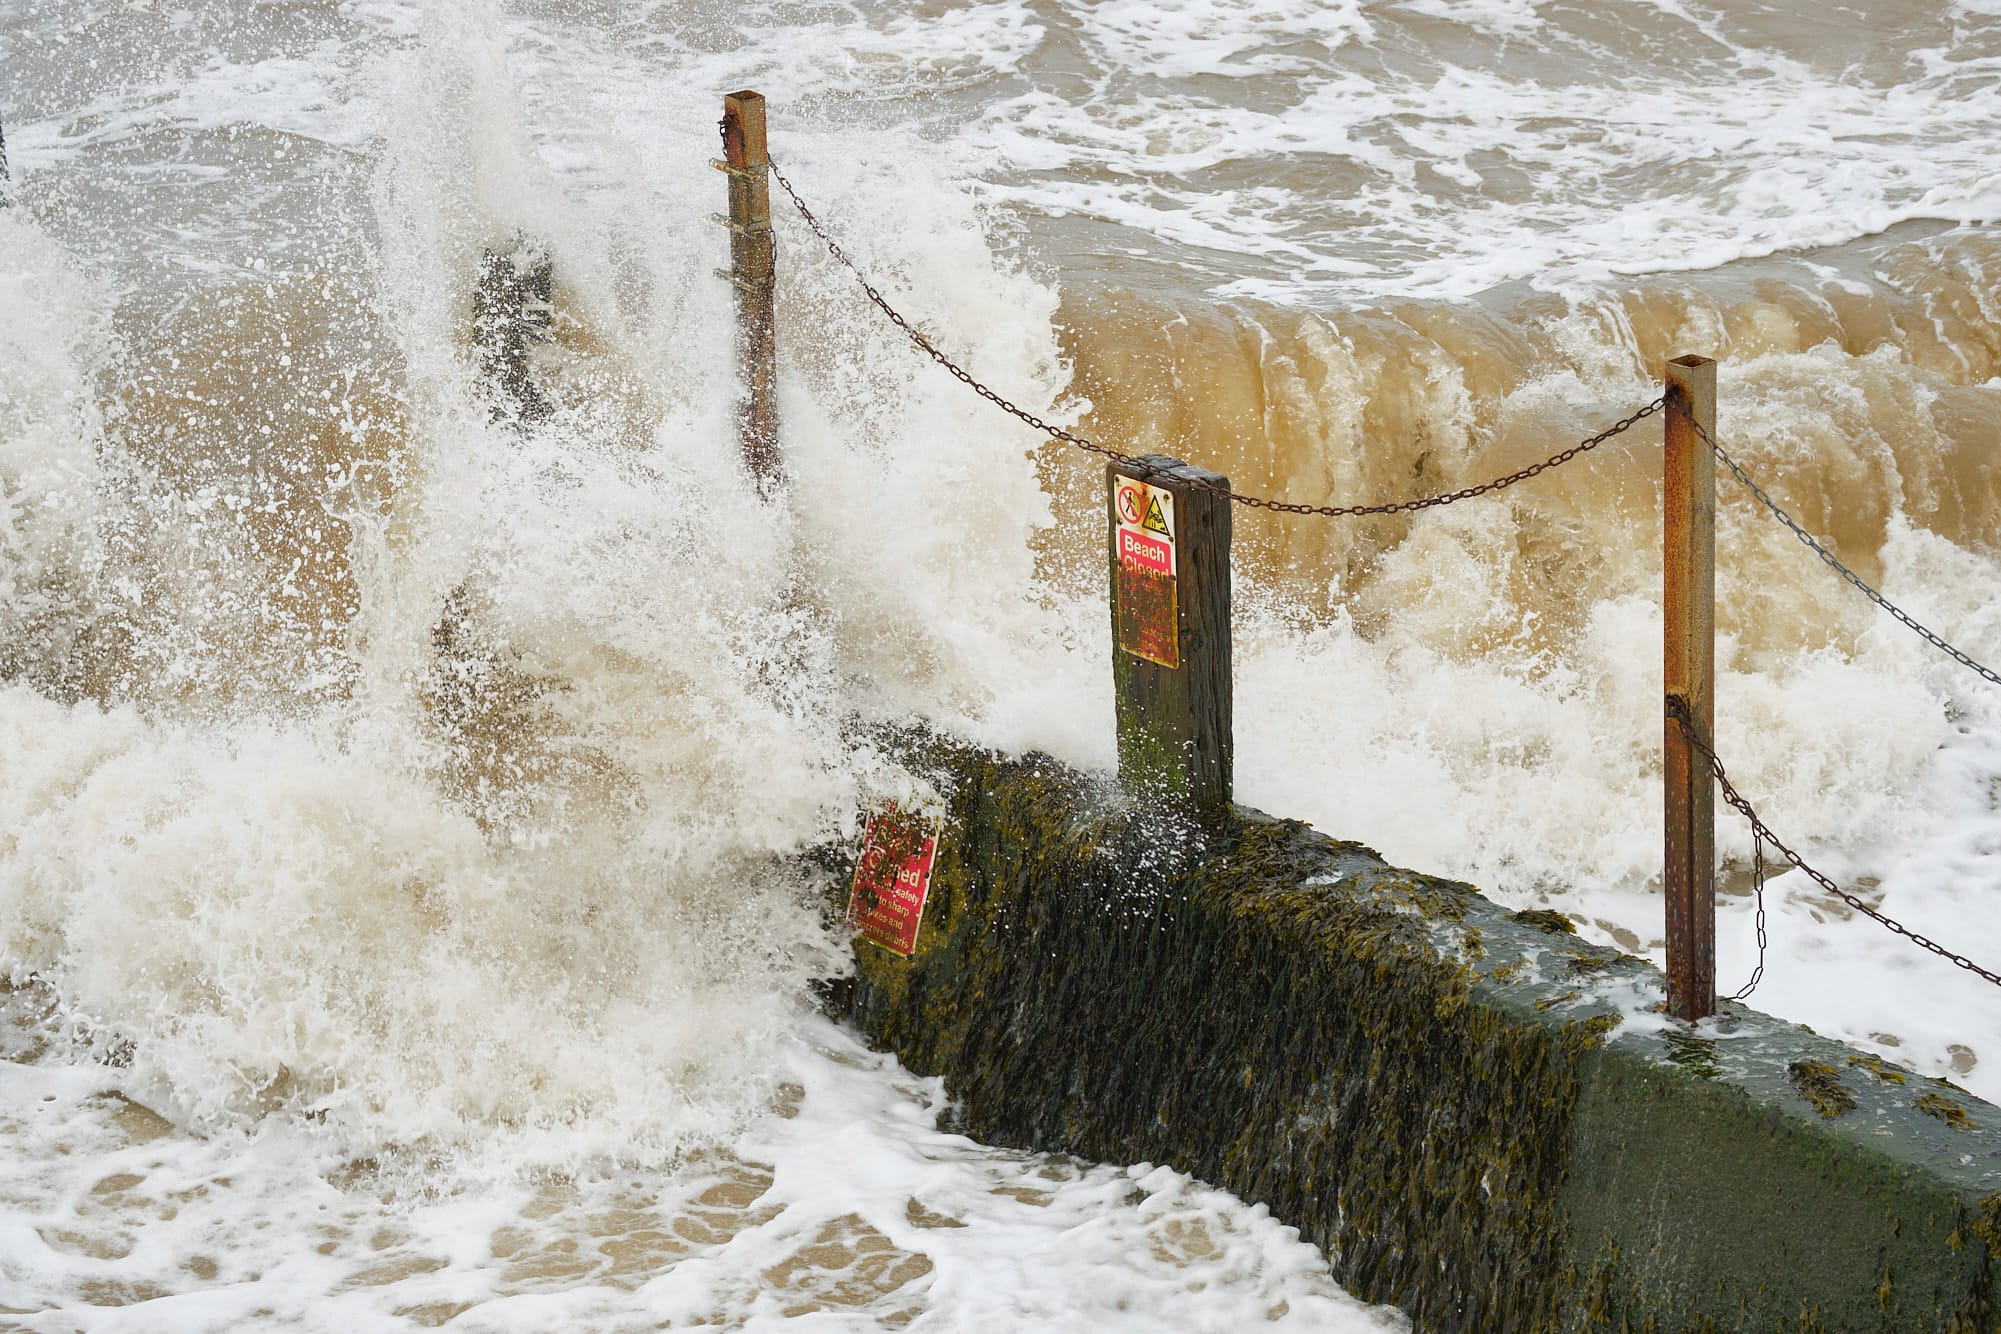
1113, 473, 1178, 668
1119, 526, 1172, 575
848, 806, 940, 958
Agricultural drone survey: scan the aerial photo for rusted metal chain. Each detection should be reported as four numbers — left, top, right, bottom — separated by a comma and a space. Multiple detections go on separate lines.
773, 160, 2001, 999
1680, 405, 2001, 689
1729, 830, 1767, 1002
1666, 696, 2001, 991
769, 159, 1663, 515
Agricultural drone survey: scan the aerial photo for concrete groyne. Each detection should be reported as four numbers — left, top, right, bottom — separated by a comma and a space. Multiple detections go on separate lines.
828, 739, 2001, 1332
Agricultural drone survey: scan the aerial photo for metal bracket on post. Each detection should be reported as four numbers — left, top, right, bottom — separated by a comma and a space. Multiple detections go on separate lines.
719, 91, 782, 499
712, 269, 772, 294
710, 213, 772, 236
1108, 456, 1233, 821
1664, 354, 1718, 1023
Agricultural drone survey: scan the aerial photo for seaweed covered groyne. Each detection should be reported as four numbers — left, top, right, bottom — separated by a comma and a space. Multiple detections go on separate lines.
829, 742, 2001, 1332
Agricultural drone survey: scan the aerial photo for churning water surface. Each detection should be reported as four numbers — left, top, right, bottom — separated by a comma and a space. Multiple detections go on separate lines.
1, 0, 1999, 1327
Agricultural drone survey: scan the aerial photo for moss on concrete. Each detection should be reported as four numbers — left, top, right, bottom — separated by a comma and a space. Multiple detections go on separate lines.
1918, 1093, 1979, 1131
1789, 1059, 1859, 1119
829, 741, 2001, 1332
1514, 908, 1581, 936
1849, 1054, 1909, 1086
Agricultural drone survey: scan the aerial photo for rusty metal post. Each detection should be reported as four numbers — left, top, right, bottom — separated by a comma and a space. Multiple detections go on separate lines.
718, 90, 781, 496
1108, 457, 1233, 820
1664, 355, 1717, 1022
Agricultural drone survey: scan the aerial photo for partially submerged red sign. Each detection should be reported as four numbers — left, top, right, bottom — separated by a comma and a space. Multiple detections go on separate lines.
848, 807, 940, 958
1113, 473, 1179, 668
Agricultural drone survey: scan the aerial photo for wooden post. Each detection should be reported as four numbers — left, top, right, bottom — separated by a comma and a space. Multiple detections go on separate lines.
1108, 456, 1232, 818
0, 117, 12, 207
1664, 355, 1717, 1022
720, 90, 781, 496
472, 238, 553, 422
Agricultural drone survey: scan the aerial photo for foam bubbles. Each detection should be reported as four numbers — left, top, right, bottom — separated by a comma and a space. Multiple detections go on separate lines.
0, 997, 1406, 1329
0, 217, 108, 696
4, 0, 2001, 1324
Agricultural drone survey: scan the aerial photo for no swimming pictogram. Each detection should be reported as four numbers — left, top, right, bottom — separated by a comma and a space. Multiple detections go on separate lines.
1116, 482, 1173, 539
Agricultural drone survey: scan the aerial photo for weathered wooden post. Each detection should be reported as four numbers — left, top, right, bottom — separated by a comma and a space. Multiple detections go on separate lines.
1664, 354, 1717, 1022
1, 117, 13, 207
716, 90, 781, 496
1108, 456, 1233, 818
472, 238, 554, 422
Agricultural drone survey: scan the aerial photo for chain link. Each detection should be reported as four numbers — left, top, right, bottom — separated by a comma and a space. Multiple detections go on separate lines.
769, 159, 1663, 514
768, 161, 2001, 997
1728, 830, 1767, 1001
1680, 407, 1999, 986
773, 164, 1993, 673
1666, 696, 2001, 991
1680, 406, 2001, 689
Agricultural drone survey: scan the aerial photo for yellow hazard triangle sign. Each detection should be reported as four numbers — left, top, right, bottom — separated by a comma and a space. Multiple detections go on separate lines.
1141, 494, 1170, 535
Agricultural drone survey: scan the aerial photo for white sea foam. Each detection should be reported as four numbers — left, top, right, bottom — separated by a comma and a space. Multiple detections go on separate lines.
0, 3, 1396, 1324
0, 217, 109, 689
3, 0, 2001, 1325
0, 1005, 1405, 1330
951, 0, 2001, 299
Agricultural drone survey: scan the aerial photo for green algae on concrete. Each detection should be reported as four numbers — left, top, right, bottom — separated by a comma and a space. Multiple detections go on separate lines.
1789, 1058, 1859, 1119
828, 740, 2001, 1332
1917, 1092, 1979, 1131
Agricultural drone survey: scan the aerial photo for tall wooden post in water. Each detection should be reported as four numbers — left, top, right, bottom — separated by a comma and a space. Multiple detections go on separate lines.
1664, 354, 1717, 1022
719, 90, 781, 496
1108, 456, 1233, 819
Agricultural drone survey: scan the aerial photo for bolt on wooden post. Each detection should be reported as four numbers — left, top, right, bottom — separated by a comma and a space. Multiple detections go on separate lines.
1108, 457, 1233, 819
717, 90, 781, 496
1664, 354, 1717, 1022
